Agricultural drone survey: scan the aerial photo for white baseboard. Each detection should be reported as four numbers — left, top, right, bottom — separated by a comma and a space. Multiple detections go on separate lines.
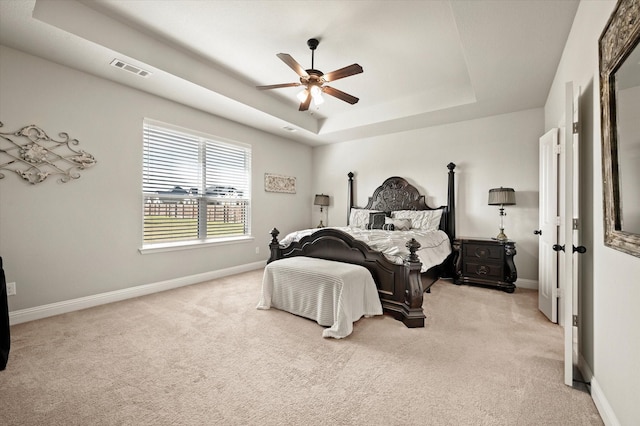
579, 354, 620, 426
9, 261, 266, 326
516, 278, 538, 290
590, 376, 621, 426
578, 353, 593, 382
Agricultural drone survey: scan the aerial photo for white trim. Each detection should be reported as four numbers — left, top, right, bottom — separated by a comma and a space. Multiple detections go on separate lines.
591, 376, 621, 426
9, 261, 266, 326
139, 236, 255, 254
578, 353, 593, 382
516, 278, 538, 290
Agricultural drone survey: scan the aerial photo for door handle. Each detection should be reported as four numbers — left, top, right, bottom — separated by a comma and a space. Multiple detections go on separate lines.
552, 244, 587, 254
534, 230, 542, 235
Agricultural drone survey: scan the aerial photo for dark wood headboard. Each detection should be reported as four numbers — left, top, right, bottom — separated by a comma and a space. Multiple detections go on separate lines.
346, 163, 456, 241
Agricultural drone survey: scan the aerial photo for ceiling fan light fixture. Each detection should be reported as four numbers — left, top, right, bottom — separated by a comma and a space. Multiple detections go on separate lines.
296, 89, 309, 103
312, 93, 324, 106
310, 84, 322, 97
310, 84, 324, 105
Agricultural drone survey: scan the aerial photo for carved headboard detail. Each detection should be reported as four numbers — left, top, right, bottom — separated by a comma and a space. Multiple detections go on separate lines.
362, 177, 432, 212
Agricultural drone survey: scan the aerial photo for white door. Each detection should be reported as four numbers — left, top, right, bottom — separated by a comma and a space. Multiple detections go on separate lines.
538, 128, 560, 323
560, 82, 582, 387
569, 85, 583, 384
539, 82, 582, 387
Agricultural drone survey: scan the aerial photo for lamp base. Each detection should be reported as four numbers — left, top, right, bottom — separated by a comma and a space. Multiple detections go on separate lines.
495, 229, 508, 241
317, 220, 325, 228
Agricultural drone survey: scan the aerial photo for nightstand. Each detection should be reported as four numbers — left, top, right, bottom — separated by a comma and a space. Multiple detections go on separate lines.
452, 237, 517, 293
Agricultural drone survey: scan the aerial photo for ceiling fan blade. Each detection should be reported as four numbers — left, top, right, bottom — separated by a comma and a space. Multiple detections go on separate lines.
323, 64, 363, 82
256, 82, 302, 90
322, 86, 359, 104
299, 91, 312, 111
277, 53, 309, 77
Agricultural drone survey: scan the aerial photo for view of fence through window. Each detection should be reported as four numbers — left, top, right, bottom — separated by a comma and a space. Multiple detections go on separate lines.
142, 120, 251, 244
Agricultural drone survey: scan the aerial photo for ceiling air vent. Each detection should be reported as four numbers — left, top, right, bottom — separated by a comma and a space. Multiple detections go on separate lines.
110, 59, 151, 77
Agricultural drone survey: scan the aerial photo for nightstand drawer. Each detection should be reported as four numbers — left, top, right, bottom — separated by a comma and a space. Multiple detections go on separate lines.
463, 243, 504, 263
462, 261, 503, 281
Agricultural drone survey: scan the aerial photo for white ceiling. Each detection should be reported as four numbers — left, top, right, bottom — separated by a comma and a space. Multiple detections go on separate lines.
0, 0, 579, 146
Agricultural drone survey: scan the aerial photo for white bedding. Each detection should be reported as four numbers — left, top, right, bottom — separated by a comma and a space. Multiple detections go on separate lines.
278, 226, 452, 273
257, 257, 383, 338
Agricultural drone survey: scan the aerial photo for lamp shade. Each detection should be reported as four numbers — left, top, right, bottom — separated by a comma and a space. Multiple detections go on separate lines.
314, 194, 330, 206
488, 187, 516, 206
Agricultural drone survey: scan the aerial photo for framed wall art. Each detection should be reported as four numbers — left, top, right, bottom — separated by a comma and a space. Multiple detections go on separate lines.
264, 173, 296, 194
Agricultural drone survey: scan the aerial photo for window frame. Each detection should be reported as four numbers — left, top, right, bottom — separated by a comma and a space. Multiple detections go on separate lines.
140, 119, 252, 253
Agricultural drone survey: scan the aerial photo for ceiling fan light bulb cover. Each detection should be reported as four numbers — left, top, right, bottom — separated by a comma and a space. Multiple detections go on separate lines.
312, 93, 324, 106
296, 89, 309, 102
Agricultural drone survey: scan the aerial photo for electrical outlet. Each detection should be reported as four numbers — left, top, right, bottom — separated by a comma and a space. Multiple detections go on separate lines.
6, 282, 16, 296
255, 246, 260, 254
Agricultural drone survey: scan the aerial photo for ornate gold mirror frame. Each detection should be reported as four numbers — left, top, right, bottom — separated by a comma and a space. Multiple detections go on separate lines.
599, 0, 640, 257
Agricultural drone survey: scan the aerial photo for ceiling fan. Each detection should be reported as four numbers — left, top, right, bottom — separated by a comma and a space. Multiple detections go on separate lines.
257, 38, 363, 111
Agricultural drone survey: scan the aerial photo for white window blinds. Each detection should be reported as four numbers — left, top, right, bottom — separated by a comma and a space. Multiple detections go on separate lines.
142, 120, 251, 245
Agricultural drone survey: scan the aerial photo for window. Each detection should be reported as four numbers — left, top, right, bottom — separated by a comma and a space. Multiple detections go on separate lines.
142, 119, 251, 247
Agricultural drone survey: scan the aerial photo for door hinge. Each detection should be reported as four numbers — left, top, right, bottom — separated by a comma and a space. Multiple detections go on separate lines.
573, 122, 579, 134
554, 144, 562, 155
554, 287, 561, 299
573, 315, 578, 327
556, 216, 562, 226
573, 218, 579, 230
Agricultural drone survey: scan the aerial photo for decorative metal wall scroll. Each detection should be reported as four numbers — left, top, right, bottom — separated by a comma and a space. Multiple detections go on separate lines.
264, 173, 296, 193
0, 122, 96, 184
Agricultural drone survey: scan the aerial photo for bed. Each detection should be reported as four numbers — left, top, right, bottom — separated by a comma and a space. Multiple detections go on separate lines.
267, 163, 456, 328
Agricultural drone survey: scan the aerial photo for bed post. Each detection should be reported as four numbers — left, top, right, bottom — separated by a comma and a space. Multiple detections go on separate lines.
268, 228, 281, 264
347, 172, 354, 224
447, 162, 456, 240
401, 238, 426, 328
441, 163, 457, 278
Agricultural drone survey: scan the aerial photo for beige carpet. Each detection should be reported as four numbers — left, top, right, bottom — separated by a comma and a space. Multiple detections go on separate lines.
0, 270, 602, 425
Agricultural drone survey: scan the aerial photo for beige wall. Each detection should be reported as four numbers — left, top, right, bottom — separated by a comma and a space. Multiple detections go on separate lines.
312, 108, 543, 283
0, 46, 312, 312
545, 1, 640, 424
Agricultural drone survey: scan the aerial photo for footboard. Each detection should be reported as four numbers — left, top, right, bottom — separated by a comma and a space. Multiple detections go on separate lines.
268, 228, 426, 328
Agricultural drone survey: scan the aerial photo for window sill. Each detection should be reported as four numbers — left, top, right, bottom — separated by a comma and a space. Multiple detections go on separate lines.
139, 235, 255, 255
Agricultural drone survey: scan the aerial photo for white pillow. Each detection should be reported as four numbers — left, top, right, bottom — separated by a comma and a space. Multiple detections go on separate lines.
349, 208, 381, 228
385, 217, 412, 231
391, 209, 443, 231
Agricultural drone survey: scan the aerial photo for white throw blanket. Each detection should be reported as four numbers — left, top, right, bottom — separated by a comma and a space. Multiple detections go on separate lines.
257, 257, 383, 339
278, 227, 452, 273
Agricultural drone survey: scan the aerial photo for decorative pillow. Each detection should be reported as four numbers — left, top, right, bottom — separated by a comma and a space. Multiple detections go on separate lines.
369, 212, 387, 228
366, 223, 396, 230
385, 217, 412, 231
349, 209, 381, 228
366, 212, 395, 231
391, 209, 443, 231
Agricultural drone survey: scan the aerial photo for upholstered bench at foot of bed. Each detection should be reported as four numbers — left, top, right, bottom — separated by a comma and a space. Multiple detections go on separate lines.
257, 257, 383, 339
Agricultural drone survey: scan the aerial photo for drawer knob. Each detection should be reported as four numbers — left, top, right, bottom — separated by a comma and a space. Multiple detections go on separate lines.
476, 265, 488, 275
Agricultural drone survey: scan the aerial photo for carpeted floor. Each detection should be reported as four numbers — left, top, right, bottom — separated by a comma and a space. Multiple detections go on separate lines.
0, 269, 602, 425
